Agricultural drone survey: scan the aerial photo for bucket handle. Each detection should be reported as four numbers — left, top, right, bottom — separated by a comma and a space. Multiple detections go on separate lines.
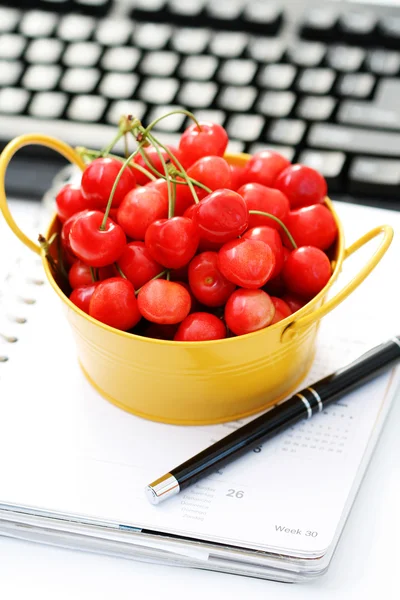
0, 134, 86, 255
281, 224, 394, 342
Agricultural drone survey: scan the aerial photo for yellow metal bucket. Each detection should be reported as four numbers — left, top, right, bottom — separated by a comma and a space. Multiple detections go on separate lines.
0, 134, 394, 425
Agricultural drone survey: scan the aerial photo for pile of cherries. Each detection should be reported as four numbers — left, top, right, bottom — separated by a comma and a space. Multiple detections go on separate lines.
52, 114, 337, 342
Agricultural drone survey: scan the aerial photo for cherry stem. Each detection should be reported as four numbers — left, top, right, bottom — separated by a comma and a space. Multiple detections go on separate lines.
142, 136, 174, 218
169, 181, 176, 219
248, 210, 298, 249
78, 147, 157, 182
135, 269, 168, 295
115, 263, 127, 279
89, 266, 97, 283
124, 133, 129, 158
100, 130, 123, 157
100, 140, 147, 230
132, 145, 210, 193
141, 109, 201, 136
146, 130, 201, 204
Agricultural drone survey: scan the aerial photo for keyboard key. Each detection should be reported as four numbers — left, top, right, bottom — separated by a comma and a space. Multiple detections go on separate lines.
67, 95, 106, 122
205, 0, 243, 24
258, 91, 296, 118
179, 55, 218, 81
57, 14, 95, 41
168, 0, 206, 20
286, 42, 326, 67
298, 149, 345, 188
95, 19, 133, 46
338, 10, 377, 40
209, 32, 248, 58
242, 2, 283, 34
301, 7, 338, 39
226, 139, 246, 154
0, 7, 20, 33
23, 64, 61, 91
218, 86, 257, 112
337, 73, 375, 98
218, 59, 257, 85
258, 64, 296, 89
29, 92, 67, 118
226, 114, 265, 142
268, 119, 306, 146
0, 87, 29, 114
99, 73, 139, 99
147, 105, 186, 132
25, 38, 64, 63
107, 100, 147, 125
375, 78, 400, 112
190, 109, 226, 126
140, 51, 179, 76
297, 95, 336, 121
249, 145, 295, 164
379, 16, 400, 46
338, 102, 400, 131
326, 45, 365, 72
102, 47, 141, 72
366, 50, 400, 76
139, 78, 179, 104
248, 37, 284, 63
63, 42, 102, 67
60, 68, 100, 94
19, 10, 57, 38
134, 23, 172, 50
0, 34, 26, 59
308, 123, 400, 156
178, 81, 218, 108
297, 68, 335, 94
170, 28, 210, 54
349, 156, 400, 196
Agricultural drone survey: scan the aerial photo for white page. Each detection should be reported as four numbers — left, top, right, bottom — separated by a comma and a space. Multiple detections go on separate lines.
0, 201, 399, 559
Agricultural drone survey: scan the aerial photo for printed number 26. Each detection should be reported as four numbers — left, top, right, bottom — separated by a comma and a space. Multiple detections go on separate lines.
226, 489, 244, 499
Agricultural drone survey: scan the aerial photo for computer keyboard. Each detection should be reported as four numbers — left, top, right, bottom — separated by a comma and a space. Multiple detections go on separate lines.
1, 0, 400, 210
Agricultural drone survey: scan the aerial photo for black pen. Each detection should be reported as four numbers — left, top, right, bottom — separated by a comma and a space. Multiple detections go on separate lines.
145, 337, 400, 505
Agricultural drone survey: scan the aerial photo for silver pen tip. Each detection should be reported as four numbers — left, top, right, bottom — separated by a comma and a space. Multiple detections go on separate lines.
145, 473, 180, 505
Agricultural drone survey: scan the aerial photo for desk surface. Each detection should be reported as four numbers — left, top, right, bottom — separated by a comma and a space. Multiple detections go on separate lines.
1, 382, 399, 599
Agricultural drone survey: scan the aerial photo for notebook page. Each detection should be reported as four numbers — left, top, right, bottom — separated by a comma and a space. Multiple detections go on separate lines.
0, 201, 399, 559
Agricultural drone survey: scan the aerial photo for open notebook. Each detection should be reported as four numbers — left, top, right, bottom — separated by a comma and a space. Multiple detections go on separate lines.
0, 199, 399, 583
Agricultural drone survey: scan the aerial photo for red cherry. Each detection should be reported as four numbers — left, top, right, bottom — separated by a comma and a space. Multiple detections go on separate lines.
146, 178, 169, 203
117, 186, 168, 240
238, 183, 290, 231
179, 121, 229, 168
281, 293, 306, 313
188, 251, 236, 307
174, 312, 227, 341
218, 238, 276, 289
270, 296, 292, 324
133, 145, 183, 184
137, 279, 191, 324
243, 150, 290, 187
282, 246, 332, 298
68, 262, 115, 289
194, 189, 249, 243
284, 204, 338, 250
69, 283, 100, 314
69, 210, 126, 267
243, 226, 284, 279
117, 241, 164, 290
81, 157, 136, 209
89, 277, 141, 330
187, 156, 232, 197
229, 163, 247, 191
145, 216, 199, 269
224, 289, 276, 336
55, 184, 91, 223
61, 210, 89, 258
274, 164, 328, 209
